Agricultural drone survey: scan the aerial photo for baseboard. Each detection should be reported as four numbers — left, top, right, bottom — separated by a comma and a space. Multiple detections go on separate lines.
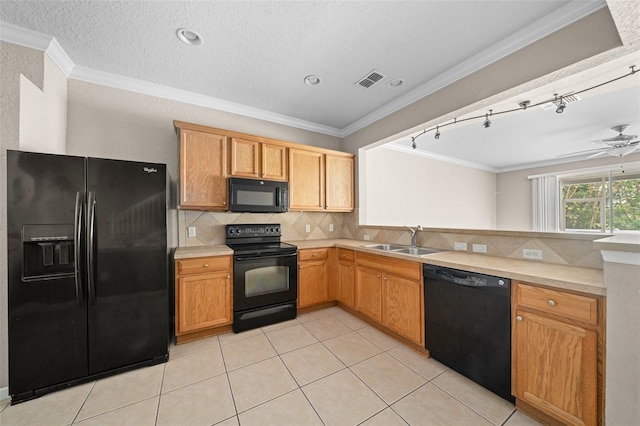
0, 386, 9, 402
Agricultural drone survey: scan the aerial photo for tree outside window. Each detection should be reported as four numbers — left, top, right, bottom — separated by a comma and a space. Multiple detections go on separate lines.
561, 173, 640, 232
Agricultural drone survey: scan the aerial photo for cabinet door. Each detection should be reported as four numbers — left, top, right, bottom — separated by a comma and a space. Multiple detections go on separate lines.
337, 261, 355, 308
355, 266, 382, 322
383, 273, 423, 344
177, 271, 232, 334
289, 149, 324, 211
261, 143, 287, 181
298, 260, 328, 308
230, 137, 260, 178
513, 310, 597, 426
179, 129, 228, 209
325, 154, 354, 211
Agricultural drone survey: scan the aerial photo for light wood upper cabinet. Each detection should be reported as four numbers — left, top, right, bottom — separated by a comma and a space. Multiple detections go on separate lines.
261, 142, 288, 181
513, 281, 600, 426
289, 149, 354, 212
178, 129, 228, 209
230, 138, 287, 181
326, 154, 355, 211
175, 256, 232, 343
289, 149, 325, 211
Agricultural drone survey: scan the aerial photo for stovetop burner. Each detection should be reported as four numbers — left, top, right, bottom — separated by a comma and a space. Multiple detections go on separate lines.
225, 223, 296, 255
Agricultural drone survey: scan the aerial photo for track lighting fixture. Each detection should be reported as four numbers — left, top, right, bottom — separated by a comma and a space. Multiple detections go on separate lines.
556, 95, 566, 114
483, 110, 492, 128
404, 65, 634, 148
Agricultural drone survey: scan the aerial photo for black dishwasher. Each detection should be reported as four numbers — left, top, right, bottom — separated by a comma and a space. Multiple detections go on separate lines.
424, 264, 514, 402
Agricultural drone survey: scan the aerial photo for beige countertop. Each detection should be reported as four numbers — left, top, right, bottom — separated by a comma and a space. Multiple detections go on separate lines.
593, 233, 640, 253
174, 245, 233, 259
174, 238, 605, 295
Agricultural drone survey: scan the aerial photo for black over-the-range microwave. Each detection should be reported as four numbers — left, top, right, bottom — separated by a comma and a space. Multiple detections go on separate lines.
228, 177, 289, 213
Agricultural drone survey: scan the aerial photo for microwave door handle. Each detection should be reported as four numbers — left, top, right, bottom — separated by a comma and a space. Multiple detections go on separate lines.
275, 187, 281, 207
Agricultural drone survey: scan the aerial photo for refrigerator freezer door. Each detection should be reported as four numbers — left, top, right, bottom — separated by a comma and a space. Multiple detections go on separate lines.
86, 158, 168, 374
7, 151, 88, 397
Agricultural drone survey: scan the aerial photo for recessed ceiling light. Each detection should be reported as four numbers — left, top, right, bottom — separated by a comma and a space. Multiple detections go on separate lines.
304, 75, 322, 86
388, 79, 404, 88
176, 28, 203, 46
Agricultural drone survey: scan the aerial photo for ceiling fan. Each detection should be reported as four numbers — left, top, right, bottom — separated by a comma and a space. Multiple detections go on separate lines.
559, 124, 640, 159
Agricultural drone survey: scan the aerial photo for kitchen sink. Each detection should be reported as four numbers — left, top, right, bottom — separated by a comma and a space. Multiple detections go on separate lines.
365, 244, 439, 256
393, 247, 439, 255
365, 244, 406, 251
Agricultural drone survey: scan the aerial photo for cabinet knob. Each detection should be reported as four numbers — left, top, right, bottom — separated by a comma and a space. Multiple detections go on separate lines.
383, 276, 387, 281
226, 275, 230, 279
342, 254, 346, 257
547, 299, 556, 306
299, 265, 303, 269
223, 201, 227, 205
516, 316, 523, 322
376, 274, 381, 278
204, 263, 209, 268
313, 253, 317, 257
349, 266, 353, 270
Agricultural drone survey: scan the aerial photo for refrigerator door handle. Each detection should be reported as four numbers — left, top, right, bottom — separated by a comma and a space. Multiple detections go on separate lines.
74, 192, 84, 307
87, 191, 97, 305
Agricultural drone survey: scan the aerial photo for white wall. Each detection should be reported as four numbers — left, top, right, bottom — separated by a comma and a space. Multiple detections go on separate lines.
362, 146, 496, 228
18, 55, 67, 153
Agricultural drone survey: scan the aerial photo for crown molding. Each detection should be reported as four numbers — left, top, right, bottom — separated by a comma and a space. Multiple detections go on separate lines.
69, 66, 343, 137
382, 143, 499, 173
0, 0, 606, 139
340, 0, 607, 137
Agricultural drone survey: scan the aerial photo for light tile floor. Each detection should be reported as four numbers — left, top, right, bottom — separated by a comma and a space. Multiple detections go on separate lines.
0, 306, 542, 426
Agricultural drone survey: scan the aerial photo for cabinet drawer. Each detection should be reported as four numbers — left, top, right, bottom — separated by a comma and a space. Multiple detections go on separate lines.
357, 253, 421, 281
516, 283, 598, 325
337, 248, 354, 262
298, 248, 329, 261
177, 256, 231, 275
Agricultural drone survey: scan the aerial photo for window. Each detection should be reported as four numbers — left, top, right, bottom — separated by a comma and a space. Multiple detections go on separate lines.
560, 171, 640, 232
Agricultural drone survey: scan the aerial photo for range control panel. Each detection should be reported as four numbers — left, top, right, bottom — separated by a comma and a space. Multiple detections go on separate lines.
226, 223, 282, 239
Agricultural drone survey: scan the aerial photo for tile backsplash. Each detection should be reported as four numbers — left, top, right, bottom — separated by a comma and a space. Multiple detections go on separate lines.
178, 210, 603, 269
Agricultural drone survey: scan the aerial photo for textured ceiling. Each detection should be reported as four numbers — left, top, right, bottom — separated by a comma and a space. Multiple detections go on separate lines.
0, 0, 593, 131
2, 0, 638, 171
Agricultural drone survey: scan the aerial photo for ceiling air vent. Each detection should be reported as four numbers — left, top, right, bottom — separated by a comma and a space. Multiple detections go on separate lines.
540, 93, 582, 110
355, 70, 386, 89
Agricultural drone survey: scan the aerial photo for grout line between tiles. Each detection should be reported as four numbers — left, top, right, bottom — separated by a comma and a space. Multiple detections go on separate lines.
70, 380, 96, 424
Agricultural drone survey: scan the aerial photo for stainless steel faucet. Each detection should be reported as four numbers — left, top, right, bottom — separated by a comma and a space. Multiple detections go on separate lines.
405, 225, 423, 247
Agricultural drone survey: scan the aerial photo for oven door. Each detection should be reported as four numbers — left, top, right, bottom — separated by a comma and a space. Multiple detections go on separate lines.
233, 251, 297, 312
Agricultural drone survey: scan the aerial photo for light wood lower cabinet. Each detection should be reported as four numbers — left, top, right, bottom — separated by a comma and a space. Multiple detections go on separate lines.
355, 265, 383, 322
175, 256, 232, 343
355, 252, 424, 345
337, 249, 355, 308
297, 249, 330, 308
383, 272, 423, 344
513, 281, 601, 426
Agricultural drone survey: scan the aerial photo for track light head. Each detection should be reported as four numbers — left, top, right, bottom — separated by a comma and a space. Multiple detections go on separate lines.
556, 96, 566, 114
434, 126, 440, 139
411, 137, 416, 149
483, 113, 491, 128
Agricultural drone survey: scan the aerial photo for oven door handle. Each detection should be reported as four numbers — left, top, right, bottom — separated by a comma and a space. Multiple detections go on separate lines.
235, 252, 297, 261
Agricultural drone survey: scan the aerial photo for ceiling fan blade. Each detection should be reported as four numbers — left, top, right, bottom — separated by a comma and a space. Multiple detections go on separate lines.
587, 150, 608, 159
556, 147, 607, 158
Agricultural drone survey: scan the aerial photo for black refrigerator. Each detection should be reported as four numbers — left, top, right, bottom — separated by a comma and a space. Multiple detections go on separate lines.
7, 150, 169, 404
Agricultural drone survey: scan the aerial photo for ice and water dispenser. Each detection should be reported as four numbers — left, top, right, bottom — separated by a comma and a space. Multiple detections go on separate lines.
22, 224, 75, 280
